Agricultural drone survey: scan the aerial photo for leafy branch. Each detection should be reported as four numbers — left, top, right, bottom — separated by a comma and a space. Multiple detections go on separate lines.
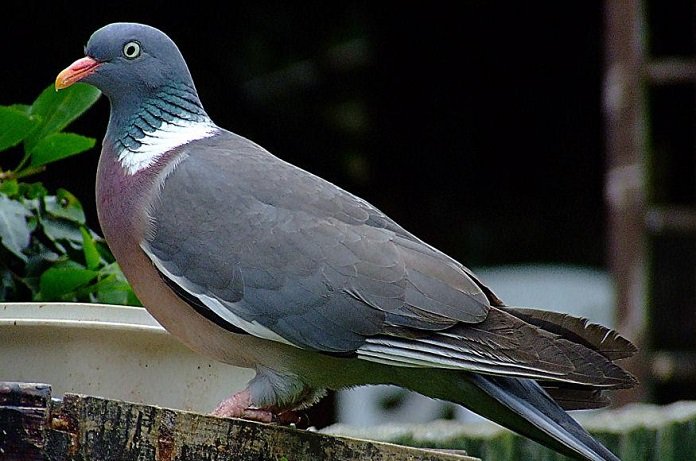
0, 83, 140, 305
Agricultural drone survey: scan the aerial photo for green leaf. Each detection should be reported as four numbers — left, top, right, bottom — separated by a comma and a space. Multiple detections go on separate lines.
38, 261, 98, 300
93, 274, 131, 305
0, 269, 18, 300
95, 263, 141, 306
43, 188, 85, 224
24, 242, 60, 275
80, 227, 101, 270
25, 83, 101, 150
41, 216, 84, 251
95, 239, 116, 263
0, 106, 36, 151
19, 182, 48, 200
9, 104, 31, 114
29, 132, 96, 167
0, 179, 19, 196
0, 194, 31, 261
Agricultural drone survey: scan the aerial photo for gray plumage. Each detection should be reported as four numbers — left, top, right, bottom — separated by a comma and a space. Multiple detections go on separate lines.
56, 22, 637, 461
143, 132, 631, 388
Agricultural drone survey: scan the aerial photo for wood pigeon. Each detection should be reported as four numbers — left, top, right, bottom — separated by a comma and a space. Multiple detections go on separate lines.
56, 23, 636, 461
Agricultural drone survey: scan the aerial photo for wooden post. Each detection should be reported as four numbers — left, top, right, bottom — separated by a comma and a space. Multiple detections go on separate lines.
602, 0, 649, 404
0, 382, 477, 461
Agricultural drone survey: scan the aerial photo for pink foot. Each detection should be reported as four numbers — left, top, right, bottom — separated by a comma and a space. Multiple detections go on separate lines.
210, 389, 301, 425
211, 388, 271, 422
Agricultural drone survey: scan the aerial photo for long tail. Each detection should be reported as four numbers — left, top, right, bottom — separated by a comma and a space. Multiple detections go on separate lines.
468, 374, 619, 461
400, 370, 620, 461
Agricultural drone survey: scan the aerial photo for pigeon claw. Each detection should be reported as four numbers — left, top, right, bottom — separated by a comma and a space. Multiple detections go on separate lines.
210, 389, 301, 426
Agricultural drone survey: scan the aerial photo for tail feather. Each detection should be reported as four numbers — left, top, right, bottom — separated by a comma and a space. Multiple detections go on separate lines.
401, 369, 621, 461
542, 384, 611, 410
468, 375, 620, 461
501, 306, 637, 361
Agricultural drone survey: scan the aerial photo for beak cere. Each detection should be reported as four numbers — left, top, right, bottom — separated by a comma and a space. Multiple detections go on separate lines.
55, 56, 100, 90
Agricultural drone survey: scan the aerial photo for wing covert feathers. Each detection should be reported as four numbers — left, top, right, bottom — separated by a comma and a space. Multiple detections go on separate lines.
358, 306, 637, 391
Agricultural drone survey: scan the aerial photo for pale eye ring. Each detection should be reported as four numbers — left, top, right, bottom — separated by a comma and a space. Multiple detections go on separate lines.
123, 41, 141, 59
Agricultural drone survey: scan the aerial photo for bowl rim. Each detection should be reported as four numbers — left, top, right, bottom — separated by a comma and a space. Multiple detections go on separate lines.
0, 302, 166, 334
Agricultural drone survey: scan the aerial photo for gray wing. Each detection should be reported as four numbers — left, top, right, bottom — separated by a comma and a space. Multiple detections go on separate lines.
143, 130, 490, 354
142, 131, 636, 389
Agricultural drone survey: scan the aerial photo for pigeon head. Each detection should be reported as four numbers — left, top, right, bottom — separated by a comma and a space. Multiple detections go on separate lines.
56, 23, 215, 174
57, 23, 196, 102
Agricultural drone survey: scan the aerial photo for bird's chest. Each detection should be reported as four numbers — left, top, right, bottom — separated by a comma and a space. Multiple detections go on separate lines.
95, 150, 210, 346
96, 152, 152, 257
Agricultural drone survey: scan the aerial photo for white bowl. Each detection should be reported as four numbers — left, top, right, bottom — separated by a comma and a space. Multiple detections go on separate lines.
0, 302, 253, 412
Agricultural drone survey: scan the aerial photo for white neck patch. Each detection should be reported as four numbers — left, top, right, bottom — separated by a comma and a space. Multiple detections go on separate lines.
117, 119, 218, 175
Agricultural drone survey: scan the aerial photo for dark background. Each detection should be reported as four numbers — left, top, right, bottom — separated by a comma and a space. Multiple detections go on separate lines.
2, 1, 606, 270
9, 0, 696, 427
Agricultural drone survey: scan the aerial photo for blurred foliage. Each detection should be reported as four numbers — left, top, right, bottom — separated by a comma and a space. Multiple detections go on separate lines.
0, 83, 140, 305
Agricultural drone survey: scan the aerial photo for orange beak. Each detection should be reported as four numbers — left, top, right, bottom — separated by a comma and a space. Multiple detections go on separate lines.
55, 57, 100, 90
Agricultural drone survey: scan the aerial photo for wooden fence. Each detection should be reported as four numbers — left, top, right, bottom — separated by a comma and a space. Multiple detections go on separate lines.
325, 400, 696, 460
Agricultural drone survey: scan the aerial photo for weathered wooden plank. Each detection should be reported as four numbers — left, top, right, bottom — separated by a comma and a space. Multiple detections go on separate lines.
0, 382, 477, 460
51, 393, 476, 461
0, 382, 52, 461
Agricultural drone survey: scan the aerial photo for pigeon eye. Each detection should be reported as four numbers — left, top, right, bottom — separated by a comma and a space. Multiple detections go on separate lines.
123, 41, 141, 59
